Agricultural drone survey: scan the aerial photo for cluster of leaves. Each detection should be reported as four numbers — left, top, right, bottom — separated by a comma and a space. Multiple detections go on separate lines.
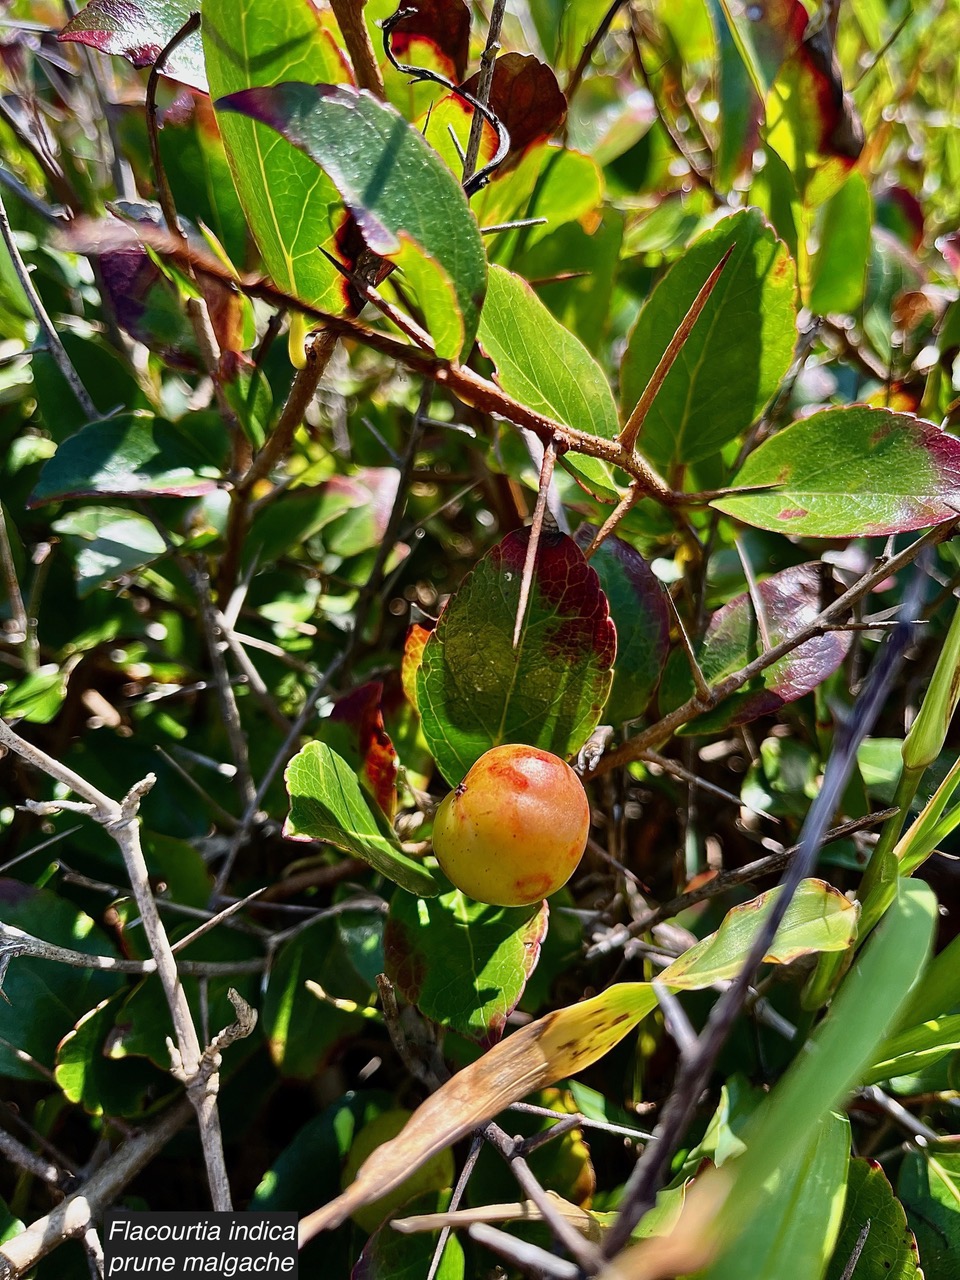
2, 0, 960, 1278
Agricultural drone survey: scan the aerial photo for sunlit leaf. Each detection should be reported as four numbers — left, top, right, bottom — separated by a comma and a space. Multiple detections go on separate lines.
660, 879, 859, 989
661, 563, 852, 732
28, 413, 226, 505
714, 407, 960, 536
284, 742, 439, 896
385, 890, 548, 1045
203, 0, 350, 314
477, 264, 621, 496
60, 0, 206, 90
825, 1159, 920, 1280
620, 208, 797, 468
218, 83, 487, 358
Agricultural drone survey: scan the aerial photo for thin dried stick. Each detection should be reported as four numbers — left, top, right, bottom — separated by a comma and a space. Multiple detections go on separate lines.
513, 439, 557, 648
462, 0, 508, 185
619, 247, 734, 454
0, 712, 233, 1211
0, 1100, 193, 1278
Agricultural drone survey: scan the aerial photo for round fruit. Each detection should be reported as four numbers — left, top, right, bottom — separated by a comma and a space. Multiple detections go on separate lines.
341, 1109, 453, 1233
432, 744, 590, 907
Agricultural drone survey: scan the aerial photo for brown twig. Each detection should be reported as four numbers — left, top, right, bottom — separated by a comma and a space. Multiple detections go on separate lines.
329, 0, 385, 99
585, 807, 899, 960
619, 247, 735, 455
588, 521, 958, 778
217, 328, 337, 602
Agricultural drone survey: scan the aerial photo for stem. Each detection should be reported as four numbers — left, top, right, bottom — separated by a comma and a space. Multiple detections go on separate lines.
0, 187, 96, 419
0, 713, 234, 1211
329, 0, 385, 99
462, 0, 507, 185
0, 1101, 193, 1279
589, 522, 957, 777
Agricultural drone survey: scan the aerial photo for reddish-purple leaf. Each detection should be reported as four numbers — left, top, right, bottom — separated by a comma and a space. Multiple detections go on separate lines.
99, 234, 199, 371
385, 889, 549, 1046
385, 0, 471, 82
661, 563, 852, 732
462, 52, 567, 158
574, 528, 670, 723
59, 0, 206, 91
325, 682, 399, 822
416, 528, 616, 785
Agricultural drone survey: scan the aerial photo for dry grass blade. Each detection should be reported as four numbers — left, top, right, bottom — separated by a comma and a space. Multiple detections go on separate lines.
297, 983, 652, 1244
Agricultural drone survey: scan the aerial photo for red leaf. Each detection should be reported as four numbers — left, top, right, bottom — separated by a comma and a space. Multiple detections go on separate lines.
59, 0, 206, 91
329, 682, 399, 822
462, 52, 567, 158
385, 0, 471, 82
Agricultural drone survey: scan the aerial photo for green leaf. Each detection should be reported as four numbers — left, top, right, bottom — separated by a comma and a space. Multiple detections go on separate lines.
252, 1091, 392, 1214
574, 529, 670, 723
898, 1151, 960, 1277
218, 82, 487, 359
660, 879, 859, 989
60, 0, 206, 90
826, 1159, 920, 1280
808, 173, 872, 314
661, 563, 852, 733
477, 264, 621, 497
864, 1013, 960, 1087
416, 528, 616, 785
0, 880, 122, 1080
261, 917, 370, 1078
29, 413, 226, 506
54, 994, 172, 1118
707, 0, 762, 188
620, 208, 797, 468
53, 508, 169, 596
0, 670, 67, 725
384, 890, 549, 1046
702, 1111, 849, 1280
714, 881, 936, 1248
713, 407, 960, 536
354, 1191, 465, 1280
284, 742, 439, 896
202, 0, 348, 313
